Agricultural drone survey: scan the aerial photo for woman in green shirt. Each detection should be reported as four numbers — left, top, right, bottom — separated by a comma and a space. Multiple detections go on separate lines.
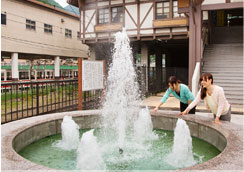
153, 76, 196, 114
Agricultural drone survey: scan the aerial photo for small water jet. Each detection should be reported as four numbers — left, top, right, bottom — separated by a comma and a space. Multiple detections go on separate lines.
166, 118, 197, 168
134, 106, 158, 143
76, 129, 106, 170
53, 116, 80, 151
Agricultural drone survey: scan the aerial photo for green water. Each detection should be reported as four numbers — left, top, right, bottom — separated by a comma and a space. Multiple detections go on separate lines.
19, 129, 220, 171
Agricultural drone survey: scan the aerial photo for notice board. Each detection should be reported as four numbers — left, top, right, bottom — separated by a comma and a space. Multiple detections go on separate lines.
82, 60, 104, 91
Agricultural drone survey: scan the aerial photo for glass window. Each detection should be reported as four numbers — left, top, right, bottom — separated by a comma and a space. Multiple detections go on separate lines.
77, 31, 81, 40
65, 29, 72, 38
44, 23, 52, 34
156, 1, 170, 19
173, 1, 183, 18
111, 7, 123, 23
26, 19, 36, 30
98, 8, 109, 24
1, 13, 6, 25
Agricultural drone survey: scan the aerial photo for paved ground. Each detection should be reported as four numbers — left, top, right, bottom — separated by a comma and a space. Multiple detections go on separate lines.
142, 93, 244, 126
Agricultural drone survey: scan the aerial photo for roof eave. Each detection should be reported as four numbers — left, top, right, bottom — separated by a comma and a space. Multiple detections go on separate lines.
67, 0, 79, 8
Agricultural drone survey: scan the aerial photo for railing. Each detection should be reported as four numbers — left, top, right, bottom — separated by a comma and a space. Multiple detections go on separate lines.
1, 79, 102, 124
192, 62, 200, 97
136, 66, 188, 96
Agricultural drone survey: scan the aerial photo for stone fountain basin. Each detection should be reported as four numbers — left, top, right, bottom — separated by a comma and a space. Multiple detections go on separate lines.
1, 110, 243, 171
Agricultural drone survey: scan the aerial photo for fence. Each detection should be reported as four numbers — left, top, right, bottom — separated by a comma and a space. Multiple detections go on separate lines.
1, 67, 188, 124
136, 66, 188, 96
1, 79, 102, 124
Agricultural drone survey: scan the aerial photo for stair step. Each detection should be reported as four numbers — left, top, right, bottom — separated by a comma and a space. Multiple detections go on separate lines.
228, 99, 244, 105
222, 87, 243, 91
216, 82, 243, 87
213, 76, 243, 80
202, 70, 242, 73
214, 80, 243, 84
203, 68, 243, 72
208, 73, 243, 77
225, 94, 243, 100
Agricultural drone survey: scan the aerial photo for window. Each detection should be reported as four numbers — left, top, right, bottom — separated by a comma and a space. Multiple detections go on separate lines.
156, 1, 170, 19
98, 8, 109, 24
1, 13, 6, 25
26, 19, 36, 30
111, 7, 123, 23
65, 29, 72, 38
77, 31, 81, 40
173, 1, 183, 18
44, 24, 52, 34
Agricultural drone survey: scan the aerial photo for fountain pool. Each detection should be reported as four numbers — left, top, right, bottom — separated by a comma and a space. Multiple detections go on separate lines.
18, 127, 220, 170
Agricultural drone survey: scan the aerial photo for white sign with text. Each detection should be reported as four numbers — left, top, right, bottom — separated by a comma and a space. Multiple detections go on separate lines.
82, 60, 104, 91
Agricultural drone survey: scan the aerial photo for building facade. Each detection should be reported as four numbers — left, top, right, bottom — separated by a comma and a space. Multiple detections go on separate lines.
1, 0, 89, 81
68, 0, 243, 92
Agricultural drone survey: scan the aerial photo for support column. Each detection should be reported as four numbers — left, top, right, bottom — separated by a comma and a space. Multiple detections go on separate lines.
188, 3, 202, 89
4, 70, 7, 81
141, 43, 148, 96
35, 70, 37, 80
29, 71, 31, 80
11, 53, 19, 81
54, 56, 60, 79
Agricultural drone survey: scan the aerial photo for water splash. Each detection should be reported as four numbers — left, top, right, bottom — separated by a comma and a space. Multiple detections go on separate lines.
134, 106, 158, 143
102, 28, 142, 149
53, 116, 80, 150
166, 118, 196, 168
76, 129, 106, 170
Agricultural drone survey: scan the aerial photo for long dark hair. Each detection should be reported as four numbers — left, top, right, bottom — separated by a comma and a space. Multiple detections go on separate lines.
168, 76, 182, 86
200, 73, 213, 99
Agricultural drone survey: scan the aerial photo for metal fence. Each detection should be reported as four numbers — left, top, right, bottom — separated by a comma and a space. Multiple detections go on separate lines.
1, 67, 188, 124
136, 66, 188, 96
1, 79, 102, 124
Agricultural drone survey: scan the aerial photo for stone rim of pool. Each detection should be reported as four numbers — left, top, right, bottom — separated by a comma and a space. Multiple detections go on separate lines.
1, 110, 243, 171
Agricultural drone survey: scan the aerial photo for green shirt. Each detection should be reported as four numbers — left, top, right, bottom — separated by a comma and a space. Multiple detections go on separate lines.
161, 84, 195, 104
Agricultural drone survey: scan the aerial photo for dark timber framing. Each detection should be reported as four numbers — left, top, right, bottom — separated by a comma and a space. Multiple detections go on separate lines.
68, 0, 243, 87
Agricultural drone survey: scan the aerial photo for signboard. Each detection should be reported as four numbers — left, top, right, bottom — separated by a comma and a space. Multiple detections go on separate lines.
82, 60, 104, 91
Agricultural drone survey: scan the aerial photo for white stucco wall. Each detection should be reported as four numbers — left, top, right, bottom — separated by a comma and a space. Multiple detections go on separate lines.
125, 5, 137, 30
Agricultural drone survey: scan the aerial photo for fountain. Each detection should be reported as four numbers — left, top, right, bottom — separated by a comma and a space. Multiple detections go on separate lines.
2, 29, 243, 171
53, 116, 80, 151
76, 129, 106, 170
166, 118, 196, 168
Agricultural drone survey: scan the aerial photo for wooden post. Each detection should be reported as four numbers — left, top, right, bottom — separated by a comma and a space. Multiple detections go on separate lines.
78, 58, 82, 110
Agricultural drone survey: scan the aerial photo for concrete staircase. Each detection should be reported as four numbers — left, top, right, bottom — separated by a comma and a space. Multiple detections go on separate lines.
202, 43, 243, 107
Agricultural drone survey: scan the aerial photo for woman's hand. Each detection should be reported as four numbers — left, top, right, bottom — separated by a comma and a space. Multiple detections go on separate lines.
152, 107, 159, 112
178, 109, 190, 116
214, 117, 221, 124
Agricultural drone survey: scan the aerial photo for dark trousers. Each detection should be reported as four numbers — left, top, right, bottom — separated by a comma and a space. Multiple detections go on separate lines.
180, 102, 196, 114
213, 106, 231, 121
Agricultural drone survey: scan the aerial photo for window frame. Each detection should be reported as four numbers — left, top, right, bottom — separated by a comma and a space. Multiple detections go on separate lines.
173, 0, 184, 18
26, 19, 36, 30
1, 12, 6, 25
44, 23, 53, 34
98, 8, 109, 24
155, 1, 170, 20
111, 6, 123, 23
65, 28, 72, 38
77, 31, 81, 40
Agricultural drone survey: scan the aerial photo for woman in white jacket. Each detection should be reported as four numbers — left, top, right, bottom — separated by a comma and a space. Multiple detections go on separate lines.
179, 73, 231, 124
